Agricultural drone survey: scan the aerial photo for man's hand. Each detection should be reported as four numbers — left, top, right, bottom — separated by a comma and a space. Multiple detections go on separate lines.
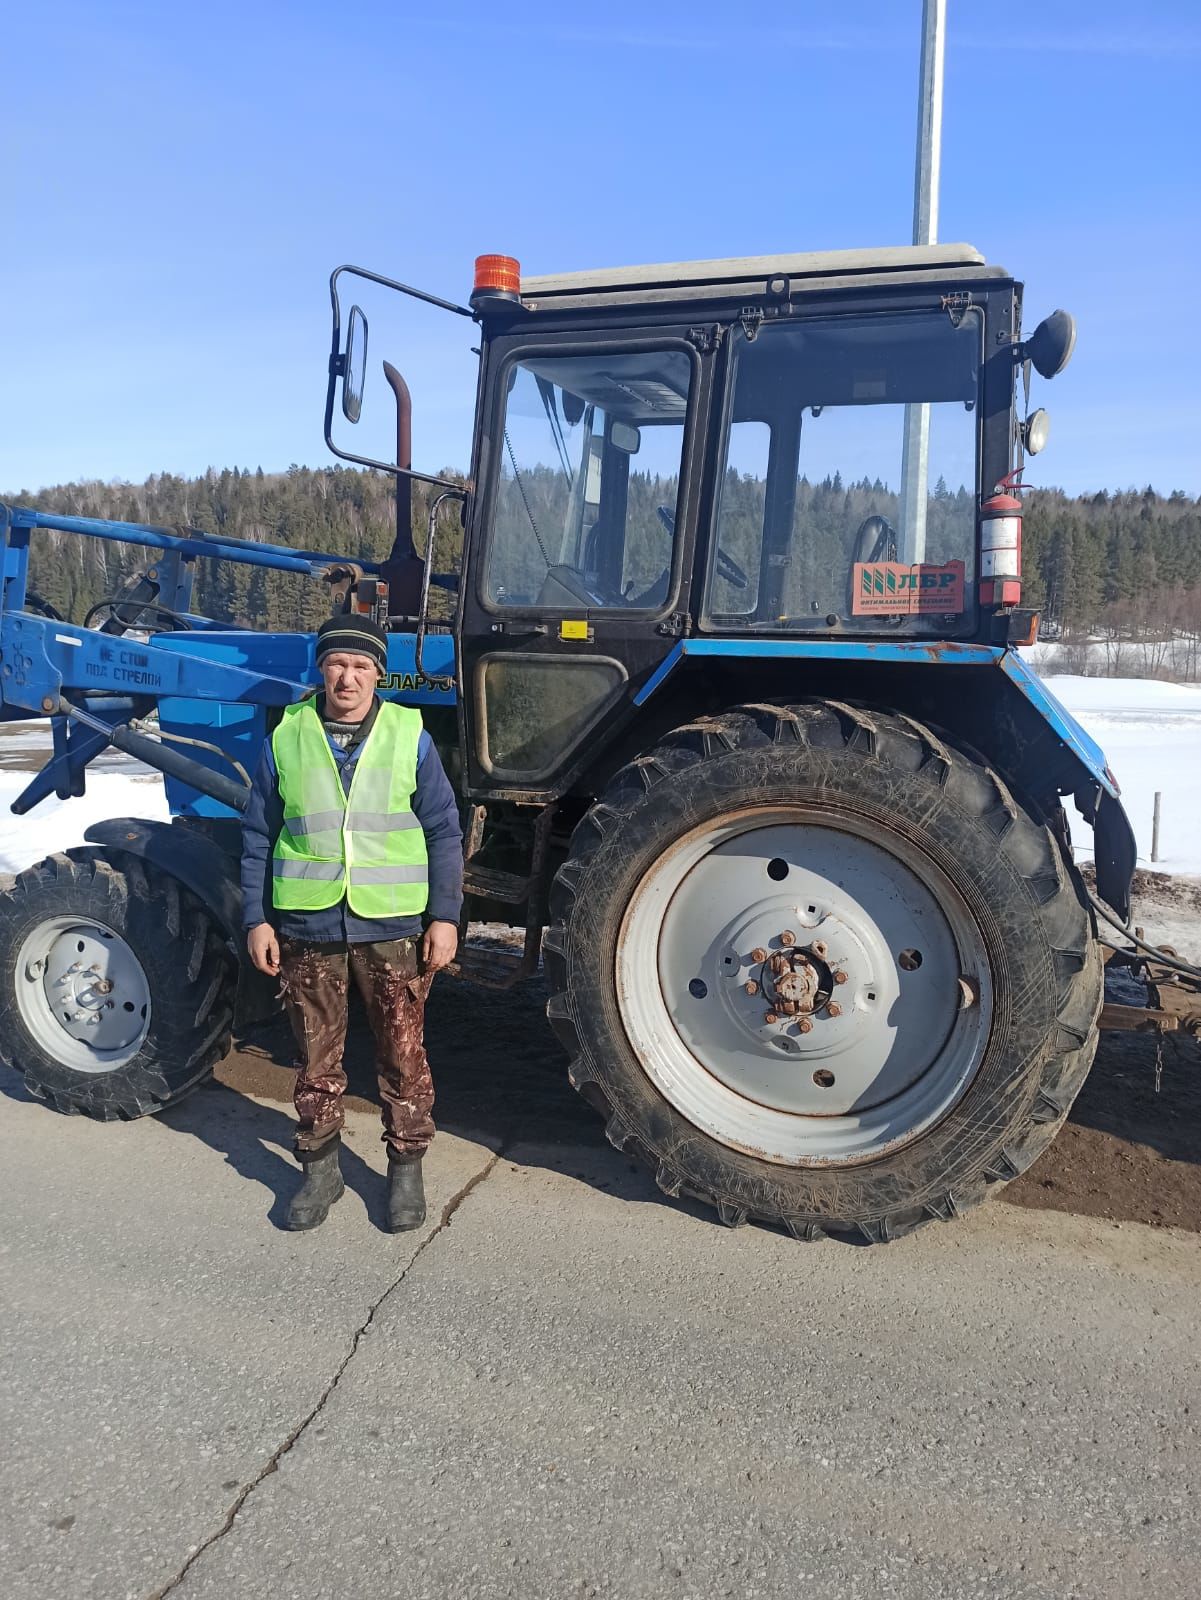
247, 922, 281, 977
422, 920, 458, 973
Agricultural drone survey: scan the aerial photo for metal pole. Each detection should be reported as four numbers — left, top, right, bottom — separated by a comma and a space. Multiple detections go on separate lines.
898, 0, 946, 565
1152, 791, 1161, 863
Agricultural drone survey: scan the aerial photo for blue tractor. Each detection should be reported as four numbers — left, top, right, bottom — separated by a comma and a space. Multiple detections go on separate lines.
0, 244, 1142, 1242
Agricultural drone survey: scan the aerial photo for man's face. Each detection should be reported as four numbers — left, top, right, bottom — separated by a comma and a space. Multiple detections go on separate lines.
320, 651, 380, 719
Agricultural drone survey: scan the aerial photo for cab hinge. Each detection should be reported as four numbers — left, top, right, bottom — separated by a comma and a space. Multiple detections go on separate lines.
686, 324, 726, 354
739, 305, 765, 342
656, 611, 692, 638
940, 291, 973, 328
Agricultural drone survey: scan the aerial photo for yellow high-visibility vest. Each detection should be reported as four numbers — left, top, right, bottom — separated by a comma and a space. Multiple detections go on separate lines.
270, 699, 428, 919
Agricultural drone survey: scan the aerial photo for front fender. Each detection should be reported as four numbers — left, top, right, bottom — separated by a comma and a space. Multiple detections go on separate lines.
634, 640, 1137, 920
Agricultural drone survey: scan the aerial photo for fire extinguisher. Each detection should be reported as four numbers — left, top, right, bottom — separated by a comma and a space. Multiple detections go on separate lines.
979, 471, 1023, 608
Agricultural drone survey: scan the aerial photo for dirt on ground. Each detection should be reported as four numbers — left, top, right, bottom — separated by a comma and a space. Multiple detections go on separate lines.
219, 876, 1201, 1235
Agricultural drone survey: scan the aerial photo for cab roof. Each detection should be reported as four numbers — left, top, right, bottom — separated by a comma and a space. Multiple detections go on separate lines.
519, 243, 1007, 312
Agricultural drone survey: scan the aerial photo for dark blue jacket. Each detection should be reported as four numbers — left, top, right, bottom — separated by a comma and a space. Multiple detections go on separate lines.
240, 701, 463, 944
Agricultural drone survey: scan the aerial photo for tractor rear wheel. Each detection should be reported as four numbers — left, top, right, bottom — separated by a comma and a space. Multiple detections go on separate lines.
544, 702, 1101, 1242
0, 848, 236, 1118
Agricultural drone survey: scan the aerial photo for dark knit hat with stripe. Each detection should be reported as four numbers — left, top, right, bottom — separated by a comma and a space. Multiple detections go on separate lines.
315, 615, 388, 675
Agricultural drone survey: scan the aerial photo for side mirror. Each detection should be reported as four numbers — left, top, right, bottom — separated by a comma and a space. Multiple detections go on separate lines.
1025, 310, 1076, 380
610, 421, 641, 454
342, 304, 368, 422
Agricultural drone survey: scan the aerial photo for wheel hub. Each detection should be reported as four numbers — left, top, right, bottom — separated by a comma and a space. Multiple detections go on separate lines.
757, 936, 838, 1020
18, 919, 151, 1071
617, 809, 992, 1164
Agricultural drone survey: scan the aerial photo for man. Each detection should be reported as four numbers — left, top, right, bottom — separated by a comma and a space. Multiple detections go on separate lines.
241, 614, 463, 1233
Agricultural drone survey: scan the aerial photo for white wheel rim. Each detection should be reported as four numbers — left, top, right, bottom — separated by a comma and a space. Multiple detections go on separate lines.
616, 806, 993, 1167
16, 917, 152, 1073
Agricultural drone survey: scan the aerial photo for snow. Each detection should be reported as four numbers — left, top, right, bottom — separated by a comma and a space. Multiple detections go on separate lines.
0, 720, 168, 878
0, 671, 1195, 882
1041, 673, 1201, 877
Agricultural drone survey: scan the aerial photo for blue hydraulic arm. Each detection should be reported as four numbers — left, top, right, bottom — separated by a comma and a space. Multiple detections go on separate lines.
0, 501, 370, 813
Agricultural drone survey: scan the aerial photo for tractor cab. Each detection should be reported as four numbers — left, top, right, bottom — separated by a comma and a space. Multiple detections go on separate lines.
326, 244, 1078, 807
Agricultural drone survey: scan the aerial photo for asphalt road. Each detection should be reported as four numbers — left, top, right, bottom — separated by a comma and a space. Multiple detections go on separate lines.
2, 1066, 1199, 1600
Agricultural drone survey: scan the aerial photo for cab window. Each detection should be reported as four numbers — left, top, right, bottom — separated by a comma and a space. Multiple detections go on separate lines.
486, 349, 692, 611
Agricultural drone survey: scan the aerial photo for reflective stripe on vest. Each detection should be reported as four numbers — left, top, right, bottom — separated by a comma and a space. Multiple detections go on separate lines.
270, 699, 428, 919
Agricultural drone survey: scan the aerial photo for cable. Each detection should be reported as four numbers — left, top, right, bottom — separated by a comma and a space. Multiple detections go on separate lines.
129, 719, 252, 788
1089, 891, 1201, 979
83, 598, 195, 632
503, 428, 553, 573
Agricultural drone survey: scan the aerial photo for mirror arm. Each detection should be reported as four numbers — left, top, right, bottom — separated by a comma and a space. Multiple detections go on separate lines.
323, 264, 469, 494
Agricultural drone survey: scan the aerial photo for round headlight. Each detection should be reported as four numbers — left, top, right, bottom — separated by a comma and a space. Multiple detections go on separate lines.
1023, 408, 1051, 455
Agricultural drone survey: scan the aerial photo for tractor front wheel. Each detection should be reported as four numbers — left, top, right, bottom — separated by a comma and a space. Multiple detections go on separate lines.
0, 849, 236, 1118
544, 702, 1101, 1242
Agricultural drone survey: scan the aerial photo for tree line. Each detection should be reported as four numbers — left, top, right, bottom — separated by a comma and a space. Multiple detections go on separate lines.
5, 467, 1199, 670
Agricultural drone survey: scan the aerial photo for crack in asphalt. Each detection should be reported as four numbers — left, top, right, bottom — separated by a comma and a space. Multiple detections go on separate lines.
147, 1145, 505, 1600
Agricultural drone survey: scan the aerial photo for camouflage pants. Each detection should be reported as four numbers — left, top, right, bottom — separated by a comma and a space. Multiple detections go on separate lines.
278, 936, 435, 1158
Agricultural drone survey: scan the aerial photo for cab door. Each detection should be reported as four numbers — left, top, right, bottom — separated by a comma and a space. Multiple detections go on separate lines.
457, 330, 710, 800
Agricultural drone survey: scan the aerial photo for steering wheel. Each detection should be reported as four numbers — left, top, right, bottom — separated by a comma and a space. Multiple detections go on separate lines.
851, 514, 897, 568
656, 505, 750, 591
845, 514, 899, 618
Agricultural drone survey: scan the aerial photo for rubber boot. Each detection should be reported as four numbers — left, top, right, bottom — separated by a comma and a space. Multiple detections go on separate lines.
386, 1153, 427, 1232
286, 1139, 345, 1231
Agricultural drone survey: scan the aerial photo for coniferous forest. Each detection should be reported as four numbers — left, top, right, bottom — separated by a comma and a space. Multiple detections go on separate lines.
6, 466, 1200, 678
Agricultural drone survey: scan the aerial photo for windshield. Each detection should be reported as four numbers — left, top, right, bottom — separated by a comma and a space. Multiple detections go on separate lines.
704, 311, 980, 632
485, 348, 692, 611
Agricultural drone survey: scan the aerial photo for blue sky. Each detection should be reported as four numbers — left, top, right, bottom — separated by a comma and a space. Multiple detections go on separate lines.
3, 0, 1199, 497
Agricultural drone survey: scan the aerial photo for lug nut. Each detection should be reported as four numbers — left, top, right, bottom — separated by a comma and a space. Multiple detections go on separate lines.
827, 1002, 842, 1018
744, 980, 759, 996
796, 1018, 813, 1034
751, 947, 767, 964
833, 970, 848, 985
780, 930, 796, 947
764, 1011, 779, 1025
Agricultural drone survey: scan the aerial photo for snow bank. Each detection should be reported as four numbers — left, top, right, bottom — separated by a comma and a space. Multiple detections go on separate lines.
0, 771, 169, 877
1040, 674, 1201, 877
1040, 673, 1201, 716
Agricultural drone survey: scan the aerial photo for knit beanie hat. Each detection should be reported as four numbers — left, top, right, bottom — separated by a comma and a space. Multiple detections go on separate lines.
315, 614, 388, 675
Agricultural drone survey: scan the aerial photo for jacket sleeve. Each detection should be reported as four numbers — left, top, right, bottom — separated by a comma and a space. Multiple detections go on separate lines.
413, 731, 464, 925
240, 740, 284, 930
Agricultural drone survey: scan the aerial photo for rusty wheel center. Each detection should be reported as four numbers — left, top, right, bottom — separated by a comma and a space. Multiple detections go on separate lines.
759, 942, 836, 1019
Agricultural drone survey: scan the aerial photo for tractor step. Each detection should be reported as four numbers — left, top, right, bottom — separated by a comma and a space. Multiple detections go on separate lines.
462, 863, 530, 904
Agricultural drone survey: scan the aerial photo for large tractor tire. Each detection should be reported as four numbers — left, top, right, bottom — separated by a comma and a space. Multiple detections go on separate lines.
544, 702, 1101, 1243
0, 849, 236, 1118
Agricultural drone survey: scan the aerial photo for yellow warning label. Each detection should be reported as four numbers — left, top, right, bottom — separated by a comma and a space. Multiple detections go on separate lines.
559, 619, 590, 641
